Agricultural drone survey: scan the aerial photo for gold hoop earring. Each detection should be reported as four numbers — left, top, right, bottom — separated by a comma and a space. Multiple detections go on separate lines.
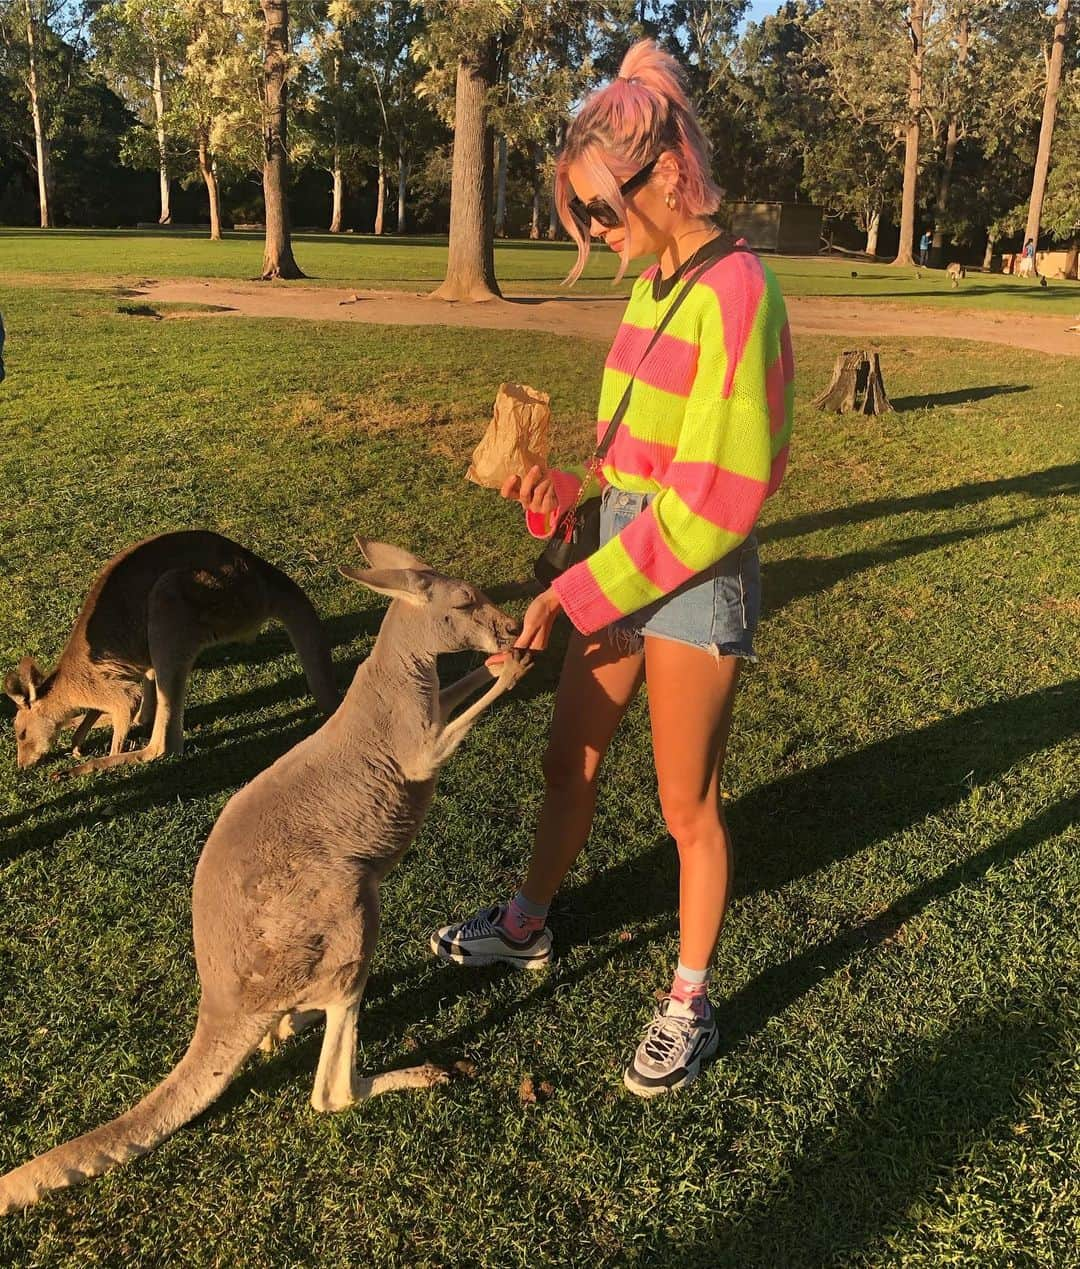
665, 191, 677, 210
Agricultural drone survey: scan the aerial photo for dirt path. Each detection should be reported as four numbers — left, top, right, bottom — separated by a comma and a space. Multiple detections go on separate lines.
139, 277, 1080, 357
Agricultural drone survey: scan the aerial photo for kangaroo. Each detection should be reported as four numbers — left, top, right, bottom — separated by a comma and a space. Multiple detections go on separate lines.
0, 540, 530, 1214
4, 530, 339, 777
946, 262, 966, 287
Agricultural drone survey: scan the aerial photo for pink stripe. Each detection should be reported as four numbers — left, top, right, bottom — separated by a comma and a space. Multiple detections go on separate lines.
767, 444, 789, 496
698, 253, 766, 396
666, 461, 768, 535
606, 431, 676, 481
617, 510, 697, 592
765, 352, 786, 437
604, 325, 700, 397
552, 564, 624, 633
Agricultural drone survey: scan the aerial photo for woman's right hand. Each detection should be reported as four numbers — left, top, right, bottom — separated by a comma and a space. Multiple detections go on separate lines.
501, 464, 558, 517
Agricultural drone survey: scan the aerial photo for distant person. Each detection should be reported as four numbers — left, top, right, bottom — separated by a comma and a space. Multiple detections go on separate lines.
919, 229, 931, 267
1018, 237, 1037, 278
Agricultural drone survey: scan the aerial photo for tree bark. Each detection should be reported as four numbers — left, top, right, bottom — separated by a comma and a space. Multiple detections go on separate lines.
893, 0, 924, 266
329, 54, 343, 233
396, 150, 407, 233
374, 134, 386, 235
547, 123, 564, 240
865, 209, 881, 257
530, 141, 542, 240
430, 43, 501, 301
259, 0, 304, 279
152, 53, 171, 225
198, 134, 222, 241
982, 234, 996, 272
24, 0, 52, 229
931, 11, 968, 268
495, 133, 508, 237
1024, 0, 1070, 250
1065, 233, 1079, 280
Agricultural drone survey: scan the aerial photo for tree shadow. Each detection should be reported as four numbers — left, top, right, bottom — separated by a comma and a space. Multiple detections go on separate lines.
686, 989, 1074, 1265
890, 383, 1031, 411
760, 461, 1080, 546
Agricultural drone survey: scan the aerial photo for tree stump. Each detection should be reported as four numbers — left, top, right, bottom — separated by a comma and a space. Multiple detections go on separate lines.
813, 349, 893, 415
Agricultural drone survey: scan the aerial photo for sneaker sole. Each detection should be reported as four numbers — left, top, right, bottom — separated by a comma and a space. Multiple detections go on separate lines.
430, 933, 551, 972
622, 1029, 720, 1099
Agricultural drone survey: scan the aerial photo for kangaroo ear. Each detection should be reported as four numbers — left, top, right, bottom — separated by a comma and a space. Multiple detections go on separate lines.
354, 538, 431, 574
339, 566, 434, 606
5, 657, 41, 708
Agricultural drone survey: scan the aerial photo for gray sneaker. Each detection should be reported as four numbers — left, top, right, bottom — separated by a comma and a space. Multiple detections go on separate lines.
431, 905, 553, 971
623, 996, 719, 1097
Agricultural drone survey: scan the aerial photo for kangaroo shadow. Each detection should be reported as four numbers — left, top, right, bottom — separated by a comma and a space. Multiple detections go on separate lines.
760, 461, 1080, 545
890, 383, 1030, 411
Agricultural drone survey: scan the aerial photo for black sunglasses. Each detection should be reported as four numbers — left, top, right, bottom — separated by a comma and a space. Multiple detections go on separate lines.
568, 157, 658, 233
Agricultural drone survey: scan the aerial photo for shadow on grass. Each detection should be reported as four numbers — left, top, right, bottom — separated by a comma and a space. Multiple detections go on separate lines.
760, 461, 1080, 546
890, 383, 1031, 411
690, 987, 1074, 1266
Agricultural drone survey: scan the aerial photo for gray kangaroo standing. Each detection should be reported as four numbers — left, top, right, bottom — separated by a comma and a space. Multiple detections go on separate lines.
0, 540, 529, 1214
5, 530, 339, 776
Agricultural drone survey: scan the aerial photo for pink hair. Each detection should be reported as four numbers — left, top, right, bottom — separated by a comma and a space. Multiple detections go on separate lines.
554, 40, 724, 285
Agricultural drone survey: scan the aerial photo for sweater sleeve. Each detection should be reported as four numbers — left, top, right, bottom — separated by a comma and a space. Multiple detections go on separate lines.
553, 263, 789, 635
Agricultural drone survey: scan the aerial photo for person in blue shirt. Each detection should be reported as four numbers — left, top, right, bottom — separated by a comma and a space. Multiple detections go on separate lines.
919, 229, 932, 267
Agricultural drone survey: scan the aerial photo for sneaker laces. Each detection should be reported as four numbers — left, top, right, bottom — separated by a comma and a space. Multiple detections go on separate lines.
642, 1004, 697, 1065
457, 906, 501, 940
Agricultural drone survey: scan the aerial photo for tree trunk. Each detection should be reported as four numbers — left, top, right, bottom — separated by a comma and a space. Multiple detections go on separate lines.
374, 134, 386, 235
1065, 233, 1079, 280
198, 135, 222, 241
931, 11, 968, 268
1024, 0, 1070, 250
893, 0, 924, 266
24, 0, 52, 229
982, 234, 996, 272
152, 54, 171, 225
329, 161, 344, 233
430, 43, 501, 301
259, 0, 304, 279
865, 209, 881, 257
329, 54, 343, 233
530, 141, 542, 240
495, 133, 508, 237
547, 123, 564, 240
396, 150, 407, 234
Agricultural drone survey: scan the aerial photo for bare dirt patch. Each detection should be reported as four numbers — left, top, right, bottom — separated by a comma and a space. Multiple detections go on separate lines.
117, 277, 1080, 358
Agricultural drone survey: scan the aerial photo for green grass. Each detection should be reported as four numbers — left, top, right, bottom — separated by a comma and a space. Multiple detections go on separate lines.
3, 227, 1080, 314
0, 277, 1077, 1266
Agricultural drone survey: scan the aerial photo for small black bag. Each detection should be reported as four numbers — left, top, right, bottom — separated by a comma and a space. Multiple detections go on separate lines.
533, 237, 738, 587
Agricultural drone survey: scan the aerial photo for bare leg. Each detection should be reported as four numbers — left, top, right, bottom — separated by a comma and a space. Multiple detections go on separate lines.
519, 629, 645, 906
310, 1001, 446, 1112
645, 638, 742, 971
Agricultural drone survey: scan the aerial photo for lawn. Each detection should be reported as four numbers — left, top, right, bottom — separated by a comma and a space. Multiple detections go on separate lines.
0, 273, 1077, 1266
3, 227, 1080, 316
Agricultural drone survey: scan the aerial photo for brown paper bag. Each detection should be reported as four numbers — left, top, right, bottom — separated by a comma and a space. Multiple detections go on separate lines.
466, 382, 551, 489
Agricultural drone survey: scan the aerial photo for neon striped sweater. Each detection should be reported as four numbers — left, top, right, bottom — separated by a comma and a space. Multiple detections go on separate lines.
532, 248, 794, 636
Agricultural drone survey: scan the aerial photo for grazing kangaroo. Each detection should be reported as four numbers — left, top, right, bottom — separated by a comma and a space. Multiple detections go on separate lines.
4, 531, 338, 777
946, 262, 966, 287
0, 540, 529, 1214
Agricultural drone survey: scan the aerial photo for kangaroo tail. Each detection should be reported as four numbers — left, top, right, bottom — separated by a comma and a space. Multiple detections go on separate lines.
266, 569, 339, 715
0, 1009, 270, 1216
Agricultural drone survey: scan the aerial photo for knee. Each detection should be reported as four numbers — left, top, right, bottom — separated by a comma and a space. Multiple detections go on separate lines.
661, 793, 722, 851
541, 742, 601, 797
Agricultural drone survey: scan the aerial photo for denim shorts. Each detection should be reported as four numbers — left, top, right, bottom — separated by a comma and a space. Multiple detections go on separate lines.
599, 487, 760, 660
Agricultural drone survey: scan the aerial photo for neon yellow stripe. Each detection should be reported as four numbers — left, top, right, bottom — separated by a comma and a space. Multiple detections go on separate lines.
588, 536, 664, 609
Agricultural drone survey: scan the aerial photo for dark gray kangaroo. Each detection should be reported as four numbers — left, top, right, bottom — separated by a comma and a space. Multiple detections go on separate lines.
0, 540, 529, 1214
5, 530, 338, 776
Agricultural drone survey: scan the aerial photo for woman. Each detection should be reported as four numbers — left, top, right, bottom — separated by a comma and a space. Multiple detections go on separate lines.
431, 39, 794, 1097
